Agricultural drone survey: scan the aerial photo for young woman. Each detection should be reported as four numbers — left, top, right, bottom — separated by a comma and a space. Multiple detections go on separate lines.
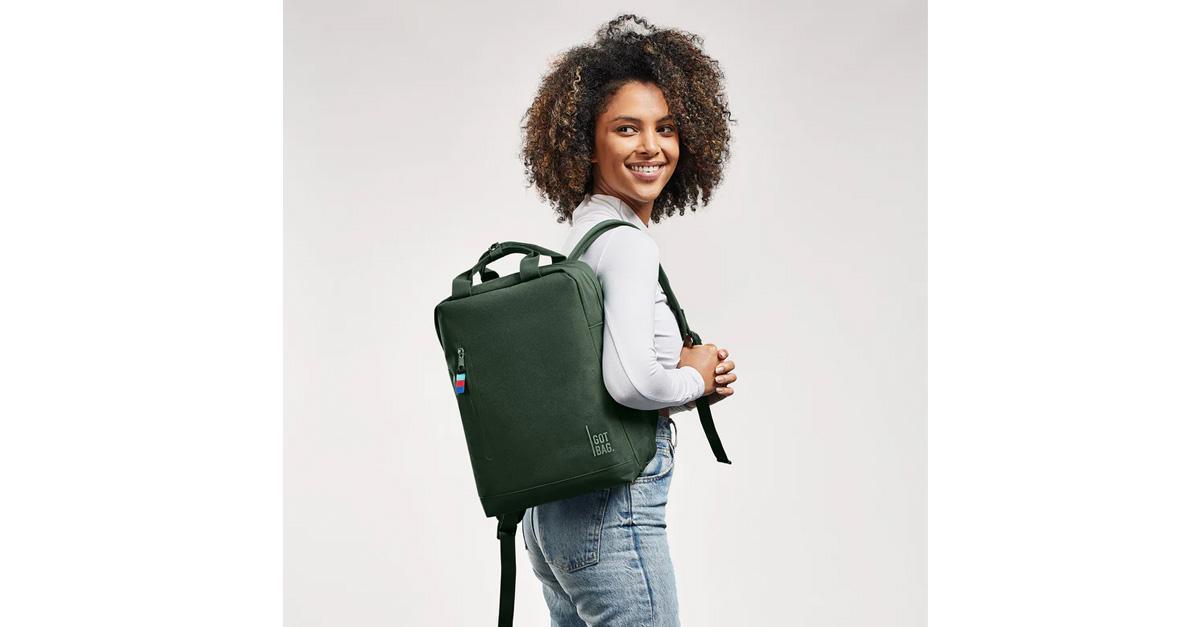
517, 15, 739, 626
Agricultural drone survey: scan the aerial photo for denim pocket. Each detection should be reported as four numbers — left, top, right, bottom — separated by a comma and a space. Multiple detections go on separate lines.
535, 486, 611, 573
634, 440, 675, 484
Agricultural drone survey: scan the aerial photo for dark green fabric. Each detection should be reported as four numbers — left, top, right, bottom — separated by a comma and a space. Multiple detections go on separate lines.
433, 219, 730, 514
435, 222, 649, 516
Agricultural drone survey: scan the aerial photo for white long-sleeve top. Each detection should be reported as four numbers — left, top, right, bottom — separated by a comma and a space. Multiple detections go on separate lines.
562, 193, 707, 415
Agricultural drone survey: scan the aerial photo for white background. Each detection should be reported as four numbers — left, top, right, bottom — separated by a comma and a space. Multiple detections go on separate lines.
284, 2, 923, 625
2, 1, 1198, 626
1, 2, 281, 626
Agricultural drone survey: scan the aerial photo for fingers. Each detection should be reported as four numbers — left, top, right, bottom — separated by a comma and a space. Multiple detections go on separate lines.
713, 347, 736, 397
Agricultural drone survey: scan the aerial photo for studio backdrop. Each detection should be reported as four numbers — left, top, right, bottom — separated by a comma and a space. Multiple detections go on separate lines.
285, 1, 925, 625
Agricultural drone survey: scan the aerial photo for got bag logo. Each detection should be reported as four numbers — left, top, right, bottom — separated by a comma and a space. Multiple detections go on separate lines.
585, 426, 613, 457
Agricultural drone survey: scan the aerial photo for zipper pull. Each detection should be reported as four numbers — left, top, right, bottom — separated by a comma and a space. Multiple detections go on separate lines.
454, 347, 467, 394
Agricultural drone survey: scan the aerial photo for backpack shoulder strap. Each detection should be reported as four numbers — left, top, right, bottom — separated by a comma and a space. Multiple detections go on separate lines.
567, 219, 638, 260
657, 268, 731, 464
495, 509, 526, 627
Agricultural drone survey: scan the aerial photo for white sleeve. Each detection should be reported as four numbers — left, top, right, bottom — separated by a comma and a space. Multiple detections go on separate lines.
595, 228, 707, 410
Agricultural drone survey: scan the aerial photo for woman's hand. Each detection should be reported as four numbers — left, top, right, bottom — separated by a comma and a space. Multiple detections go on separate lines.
678, 344, 736, 400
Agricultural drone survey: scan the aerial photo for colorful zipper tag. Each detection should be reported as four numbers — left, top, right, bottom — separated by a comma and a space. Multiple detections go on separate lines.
454, 372, 467, 395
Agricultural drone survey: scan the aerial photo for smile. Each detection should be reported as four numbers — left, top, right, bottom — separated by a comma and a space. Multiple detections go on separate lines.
625, 163, 664, 181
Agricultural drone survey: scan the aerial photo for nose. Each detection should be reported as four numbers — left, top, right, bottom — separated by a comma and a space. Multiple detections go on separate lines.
638, 129, 660, 157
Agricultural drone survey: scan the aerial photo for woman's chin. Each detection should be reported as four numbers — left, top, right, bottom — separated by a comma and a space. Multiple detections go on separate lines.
624, 180, 666, 199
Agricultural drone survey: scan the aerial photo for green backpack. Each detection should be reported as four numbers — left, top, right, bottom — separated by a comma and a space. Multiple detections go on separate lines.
432, 219, 730, 627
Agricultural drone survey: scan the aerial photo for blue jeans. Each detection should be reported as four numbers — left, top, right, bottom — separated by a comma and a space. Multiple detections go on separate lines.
522, 416, 680, 627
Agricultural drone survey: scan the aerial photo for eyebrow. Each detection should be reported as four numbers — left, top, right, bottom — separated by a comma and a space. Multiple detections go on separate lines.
610, 115, 675, 123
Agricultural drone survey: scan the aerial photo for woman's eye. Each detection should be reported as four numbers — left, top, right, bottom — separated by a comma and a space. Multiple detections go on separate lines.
616, 124, 674, 134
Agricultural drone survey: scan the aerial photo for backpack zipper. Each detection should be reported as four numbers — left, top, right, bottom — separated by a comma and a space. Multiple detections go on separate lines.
454, 346, 468, 394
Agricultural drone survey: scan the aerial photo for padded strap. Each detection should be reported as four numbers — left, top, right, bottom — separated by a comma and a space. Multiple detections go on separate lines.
568, 220, 626, 260
495, 510, 525, 627
573, 220, 732, 464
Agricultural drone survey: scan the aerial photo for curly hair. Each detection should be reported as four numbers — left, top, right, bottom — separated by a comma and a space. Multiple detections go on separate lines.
520, 14, 736, 224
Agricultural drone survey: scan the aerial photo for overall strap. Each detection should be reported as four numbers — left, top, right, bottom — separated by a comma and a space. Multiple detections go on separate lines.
495, 509, 526, 627
571, 219, 732, 464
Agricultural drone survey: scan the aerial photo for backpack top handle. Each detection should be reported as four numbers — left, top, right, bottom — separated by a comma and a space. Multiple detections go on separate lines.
451, 241, 567, 299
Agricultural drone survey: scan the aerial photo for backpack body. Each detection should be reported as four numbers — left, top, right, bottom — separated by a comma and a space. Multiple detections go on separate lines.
433, 247, 658, 517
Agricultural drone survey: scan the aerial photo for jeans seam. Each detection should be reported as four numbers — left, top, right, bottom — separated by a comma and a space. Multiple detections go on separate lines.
628, 482, 657, 618
593, 487, 609, 568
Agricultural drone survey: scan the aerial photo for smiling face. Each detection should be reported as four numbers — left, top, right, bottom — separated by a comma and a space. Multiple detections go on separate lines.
589, 81, 680, 217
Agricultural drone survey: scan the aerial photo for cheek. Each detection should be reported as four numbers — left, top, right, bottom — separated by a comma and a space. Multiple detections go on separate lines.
602, 140, 622, 158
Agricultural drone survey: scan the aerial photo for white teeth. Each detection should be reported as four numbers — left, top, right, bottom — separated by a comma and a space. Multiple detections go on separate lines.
629, 165, 661, 174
